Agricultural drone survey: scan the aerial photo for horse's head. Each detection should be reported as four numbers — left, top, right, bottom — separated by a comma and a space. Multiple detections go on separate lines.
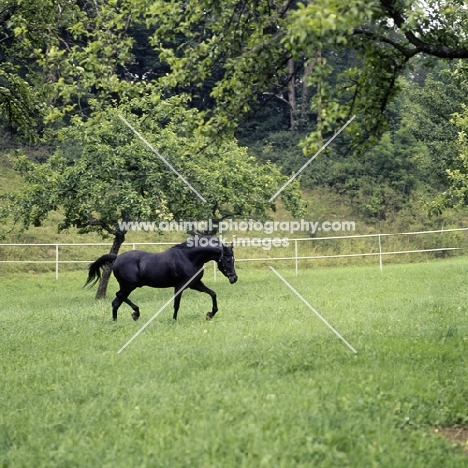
218, 243, 238, 284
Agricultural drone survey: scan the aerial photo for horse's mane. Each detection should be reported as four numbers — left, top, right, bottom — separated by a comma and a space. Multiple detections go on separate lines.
172, 235, 222, 249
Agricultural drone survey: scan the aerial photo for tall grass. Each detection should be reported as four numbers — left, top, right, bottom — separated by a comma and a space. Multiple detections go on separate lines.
1, 257, 467, 467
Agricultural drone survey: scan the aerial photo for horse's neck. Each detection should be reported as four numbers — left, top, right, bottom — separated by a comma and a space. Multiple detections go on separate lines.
186, 246, 220, 264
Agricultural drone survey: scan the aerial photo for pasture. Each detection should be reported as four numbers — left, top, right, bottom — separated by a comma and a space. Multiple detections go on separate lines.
1, 257, 468, 467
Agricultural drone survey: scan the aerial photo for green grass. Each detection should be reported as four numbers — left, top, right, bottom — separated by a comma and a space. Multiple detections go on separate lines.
1, 258, 468, 467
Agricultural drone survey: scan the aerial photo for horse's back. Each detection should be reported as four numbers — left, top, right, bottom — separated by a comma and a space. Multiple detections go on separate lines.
112, 249, 189, 288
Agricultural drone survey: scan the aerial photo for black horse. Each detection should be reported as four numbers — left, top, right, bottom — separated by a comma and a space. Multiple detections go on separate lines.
85, 236, 238, 321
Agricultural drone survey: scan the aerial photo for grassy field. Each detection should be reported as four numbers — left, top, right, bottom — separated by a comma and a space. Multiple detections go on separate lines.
1, 257, 468, 467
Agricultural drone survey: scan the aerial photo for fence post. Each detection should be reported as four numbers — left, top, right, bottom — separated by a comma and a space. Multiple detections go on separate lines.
295, 239, 298, 276
55, 244, 59, 280
378, 235, 383, 272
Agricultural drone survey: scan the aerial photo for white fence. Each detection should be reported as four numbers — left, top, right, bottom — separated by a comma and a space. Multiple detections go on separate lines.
0, 227, 466, 279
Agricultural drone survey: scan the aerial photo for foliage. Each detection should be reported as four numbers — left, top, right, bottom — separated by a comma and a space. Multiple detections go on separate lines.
40, 0, 139, 124
343, 127, 426, 220
402, 66, 466, 188
4, 0, 468, 150
0, 0, 143, 137
0, 95, 305, 241
423, 61, 468, 214
0, 0, 58, 137
429, 106, 468, 213
141, 0, 468, 154
4, 0, 468, 231
241, 91, 431, 222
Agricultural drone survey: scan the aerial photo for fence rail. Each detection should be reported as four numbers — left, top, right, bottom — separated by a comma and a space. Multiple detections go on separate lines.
0, 227, 466, 279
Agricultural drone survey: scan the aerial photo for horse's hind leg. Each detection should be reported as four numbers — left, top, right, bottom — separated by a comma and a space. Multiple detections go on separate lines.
112, 288, 138, 321
172, 288, 184, 320
124, 296, 140, 321
190, 281, 218, 320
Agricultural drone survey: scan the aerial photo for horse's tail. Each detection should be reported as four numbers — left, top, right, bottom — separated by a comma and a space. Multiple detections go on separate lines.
84, 254, 118, 288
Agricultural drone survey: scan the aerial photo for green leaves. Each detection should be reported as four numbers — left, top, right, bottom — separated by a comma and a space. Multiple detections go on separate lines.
2, 94, 305, 239
284, 0, 373, 52
4, 0, 468, 151
429, 104, 468, 214
137, 0, 468, 157
6, 0, 468, 232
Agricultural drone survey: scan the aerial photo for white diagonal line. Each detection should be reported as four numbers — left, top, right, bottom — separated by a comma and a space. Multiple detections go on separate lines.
117, 265, 205, 354
118, 114, 207, 202
269, 266, 357, 354
269, 115, 356, 202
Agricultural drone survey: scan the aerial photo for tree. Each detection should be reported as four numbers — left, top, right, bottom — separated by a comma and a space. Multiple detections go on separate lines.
136, 0, 468, 154
402, 64, 466, 188
429, 112, 468, 214
1, 94, 305, 297
5, 0, 468, 150
0, 0, 60, 137
0, 0, 141, 138
427, 60, 468, 214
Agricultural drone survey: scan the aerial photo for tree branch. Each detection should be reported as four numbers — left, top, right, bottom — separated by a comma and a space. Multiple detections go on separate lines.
353, 28, 416, 59
262, 92, 294, 109
378, 0, 468, 59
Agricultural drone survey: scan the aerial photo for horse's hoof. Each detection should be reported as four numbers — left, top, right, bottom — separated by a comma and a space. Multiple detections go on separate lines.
132, 313, 139, 321
206, 312, 213, 320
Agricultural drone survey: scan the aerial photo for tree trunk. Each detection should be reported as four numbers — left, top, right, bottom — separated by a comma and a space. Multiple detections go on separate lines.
287, 58, 297, 130
300, 58, 315, 125
95, 230, 126, 299
315, 50, 322, 144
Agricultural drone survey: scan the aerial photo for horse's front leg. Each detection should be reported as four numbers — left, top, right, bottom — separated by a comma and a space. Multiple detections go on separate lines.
190, 281, 218, 320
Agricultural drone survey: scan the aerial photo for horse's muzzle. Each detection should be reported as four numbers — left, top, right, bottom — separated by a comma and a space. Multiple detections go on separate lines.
229, 275, 238, 284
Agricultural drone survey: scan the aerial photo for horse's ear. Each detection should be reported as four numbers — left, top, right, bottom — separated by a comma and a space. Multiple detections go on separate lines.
230, 242, 234, 249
